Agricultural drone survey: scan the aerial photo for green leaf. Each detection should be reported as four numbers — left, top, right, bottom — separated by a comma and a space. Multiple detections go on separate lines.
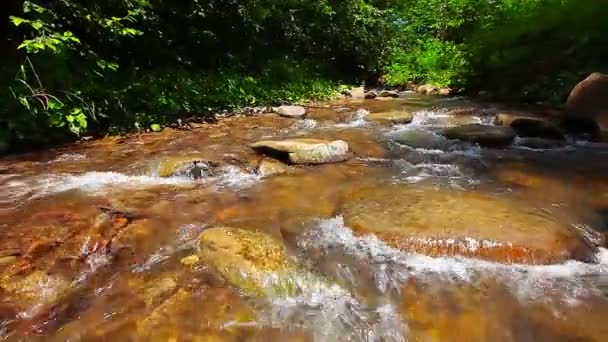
150, 124, 162, 132
9, 16, 27, 27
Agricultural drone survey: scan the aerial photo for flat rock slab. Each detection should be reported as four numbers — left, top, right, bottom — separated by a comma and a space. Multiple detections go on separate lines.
275, 105, 307, 118
367, 111, 413, 125
250, 138, 350, 164
442, 124, 515, 148
341, 184, 594, 264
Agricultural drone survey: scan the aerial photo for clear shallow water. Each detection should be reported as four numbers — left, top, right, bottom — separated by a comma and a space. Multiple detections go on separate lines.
0, 94, 607, 341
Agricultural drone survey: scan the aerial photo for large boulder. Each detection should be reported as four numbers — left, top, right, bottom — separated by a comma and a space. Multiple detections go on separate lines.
250, 138, 350, 164
494, 112, 564, 140
275, 105, 307, 118
366, 110, 413, 125
341, 184, 594, 264
565, 72, 608, 139
197, 227, 329, 297
442, 124, 516, 148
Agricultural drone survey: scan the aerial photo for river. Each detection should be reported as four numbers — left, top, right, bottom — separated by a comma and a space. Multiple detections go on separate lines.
0, 94, 607, 341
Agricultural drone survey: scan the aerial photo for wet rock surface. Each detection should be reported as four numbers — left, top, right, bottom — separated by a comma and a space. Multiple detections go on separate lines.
341, 184, 594, 264
250, 138, 350, 164
367, 110, 413, 124
442, 124, 516, 147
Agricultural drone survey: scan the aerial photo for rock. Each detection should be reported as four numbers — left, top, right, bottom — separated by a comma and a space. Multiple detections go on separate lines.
565, 72, 608, 139
494, 112, 564, 140
347, 86, 365, 99
1, 271, 71, 311
275, 105, 307, 118
137, 288, 256, 341
364, 91, 378, 99
341, 184, 593, 264
438, 88, 452, 96
389, 128, 449, 150
379, 90, 400, 98
515, 137, 566, 149
416, 84, 439, 95
156, 156, 221, 178
366, 110, 413, 125
250, 138, 350, 164
197, 227, 326, 297
442, 124, 516, 148
256, 158, 291, 177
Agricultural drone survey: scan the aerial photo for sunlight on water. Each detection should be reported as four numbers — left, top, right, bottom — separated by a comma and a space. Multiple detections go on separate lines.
300, 217, 608, 304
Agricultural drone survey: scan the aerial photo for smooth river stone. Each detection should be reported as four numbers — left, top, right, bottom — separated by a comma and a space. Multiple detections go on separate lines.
250, 138, 350, 164
197, 227, 329, 297
442, 124, 516, 148
366, 110, 413, 124
341, 185, 594, 264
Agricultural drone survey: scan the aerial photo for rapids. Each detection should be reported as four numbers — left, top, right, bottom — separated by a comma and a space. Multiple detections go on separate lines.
1, 94, 607, 341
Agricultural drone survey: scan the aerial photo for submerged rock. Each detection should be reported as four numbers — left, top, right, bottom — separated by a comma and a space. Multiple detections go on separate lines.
442, 124, 516, 148
256, 158, 292, 177
197, 227, 326, 297
367, 110, 413, 125
250, 138, 350, 164
137, 288, 257, 341
156, 156, 221, 178
494, 112, 564, 140
275, 105, 307, 118
341, 184, 594, 264
1, 271, 71, 312
565, 72, 608, 140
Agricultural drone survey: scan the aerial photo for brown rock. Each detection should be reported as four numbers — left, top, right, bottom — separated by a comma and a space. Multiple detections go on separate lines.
256, 158, 292, 177
379, 90, 400, 98
364, 91, 378, 99
366, 111, 413, 125
250, 138, 350, 164
495, 112, 564, 140
417, 84, 439, 95
341, 184, 594, 264
442, 124, 516, 148
565, 72, 608, 139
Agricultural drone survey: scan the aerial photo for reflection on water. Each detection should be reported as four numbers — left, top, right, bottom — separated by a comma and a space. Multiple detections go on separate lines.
1, 94, 608, 341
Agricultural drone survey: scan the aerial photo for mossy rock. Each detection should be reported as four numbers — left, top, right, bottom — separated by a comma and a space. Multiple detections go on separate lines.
197, 227, 329, 297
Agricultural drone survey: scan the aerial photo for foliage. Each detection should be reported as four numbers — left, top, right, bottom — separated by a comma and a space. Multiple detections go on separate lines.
2, 0, 608, 152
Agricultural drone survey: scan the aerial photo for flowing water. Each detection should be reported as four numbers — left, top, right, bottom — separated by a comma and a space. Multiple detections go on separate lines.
1, 94, 608, 341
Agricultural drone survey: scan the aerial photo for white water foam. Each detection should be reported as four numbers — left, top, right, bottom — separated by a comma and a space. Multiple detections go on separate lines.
0, 172, 193, 205
49, 153, 87, 163
335, 109, 370, 128
299, 217, 608, 305
291, 118, 319, 130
